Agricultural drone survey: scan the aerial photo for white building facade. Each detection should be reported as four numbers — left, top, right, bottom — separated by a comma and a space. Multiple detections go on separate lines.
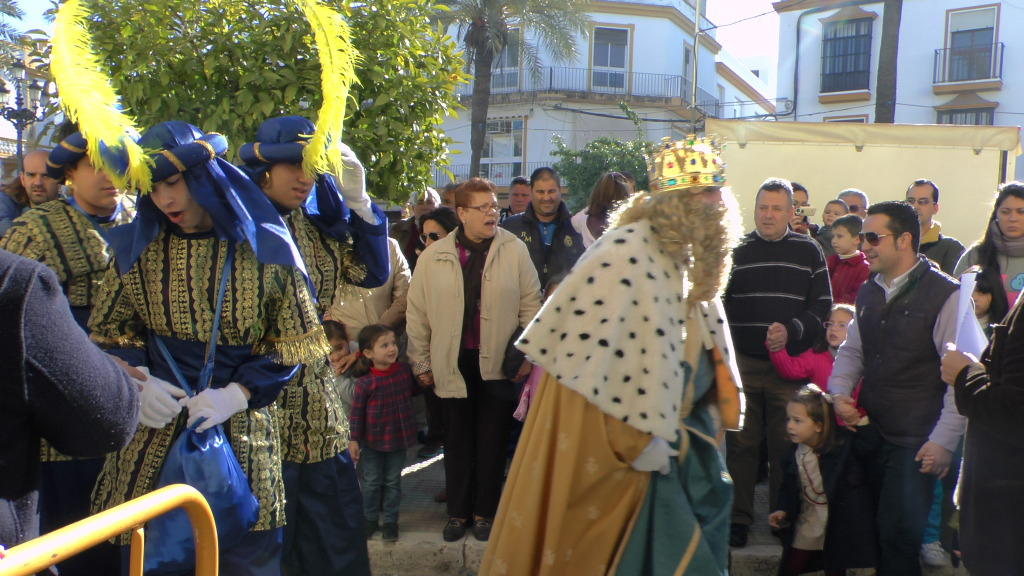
434, 0, 775, 188
774, 0, 1024, 174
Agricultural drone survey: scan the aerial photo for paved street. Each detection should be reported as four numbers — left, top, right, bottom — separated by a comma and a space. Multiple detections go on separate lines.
364, 445, 968, 575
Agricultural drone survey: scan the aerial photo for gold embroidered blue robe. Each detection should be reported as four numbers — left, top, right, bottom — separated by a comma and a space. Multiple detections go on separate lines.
277, 210, 366, 464
88, 227, 327, 538
0, 198, 133, 328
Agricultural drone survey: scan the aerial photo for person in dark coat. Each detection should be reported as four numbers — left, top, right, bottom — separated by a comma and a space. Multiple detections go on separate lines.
771, 385, 878, 576
499, 167, 584, 290
941, 281, 1024, 575
0, 249, 139, 551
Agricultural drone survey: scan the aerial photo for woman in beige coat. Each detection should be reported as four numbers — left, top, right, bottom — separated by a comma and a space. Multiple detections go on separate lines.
406, 177, 542, 543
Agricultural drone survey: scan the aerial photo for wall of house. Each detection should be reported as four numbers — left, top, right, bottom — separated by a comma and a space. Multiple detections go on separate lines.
435, 0, 753, 188
775, 0, 1024, 183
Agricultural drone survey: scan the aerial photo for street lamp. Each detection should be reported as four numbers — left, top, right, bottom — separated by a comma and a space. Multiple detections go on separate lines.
0, 59, 48, 167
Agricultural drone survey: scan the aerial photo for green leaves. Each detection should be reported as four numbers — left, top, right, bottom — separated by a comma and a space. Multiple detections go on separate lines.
551, 134, 653, 212
45, 0, 466, 204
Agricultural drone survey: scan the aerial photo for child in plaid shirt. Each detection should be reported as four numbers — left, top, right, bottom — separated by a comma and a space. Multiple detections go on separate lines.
350, 324, 419, 542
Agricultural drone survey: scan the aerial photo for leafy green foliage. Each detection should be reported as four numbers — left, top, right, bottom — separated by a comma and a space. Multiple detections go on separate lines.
550, 134, 653, 212
43, 0, 466, 203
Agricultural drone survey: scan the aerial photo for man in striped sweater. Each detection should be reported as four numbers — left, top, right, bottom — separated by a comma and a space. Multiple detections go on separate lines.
723, 178, 832, 547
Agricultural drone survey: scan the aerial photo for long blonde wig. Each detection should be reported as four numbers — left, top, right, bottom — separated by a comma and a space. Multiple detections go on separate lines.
609, 186, 741, 303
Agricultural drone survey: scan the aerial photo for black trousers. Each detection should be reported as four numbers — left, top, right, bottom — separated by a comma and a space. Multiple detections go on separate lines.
280, 452, 370, 576
39, 458, 119, 576
423, 386, 446, 444
440, 349, 516, 520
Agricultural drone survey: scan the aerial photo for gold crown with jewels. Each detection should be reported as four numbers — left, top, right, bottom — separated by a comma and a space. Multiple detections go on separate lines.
647, 135, 726, 193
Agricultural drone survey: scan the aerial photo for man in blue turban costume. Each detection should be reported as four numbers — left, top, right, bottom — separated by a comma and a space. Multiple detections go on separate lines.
238, 115, 389, 575
89, 121, 327, 575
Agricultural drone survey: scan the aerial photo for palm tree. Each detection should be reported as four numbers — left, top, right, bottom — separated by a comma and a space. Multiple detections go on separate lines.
437, 0, 591, 177
874, 0, 902, 123
0, 0, 23, 53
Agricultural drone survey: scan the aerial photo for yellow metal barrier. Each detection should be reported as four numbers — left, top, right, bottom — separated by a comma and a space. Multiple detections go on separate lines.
0, 484, 218, 576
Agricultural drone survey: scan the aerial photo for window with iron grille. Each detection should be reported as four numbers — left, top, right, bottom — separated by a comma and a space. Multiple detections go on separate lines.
821, 18, 872, 93
936, 108, 994, 126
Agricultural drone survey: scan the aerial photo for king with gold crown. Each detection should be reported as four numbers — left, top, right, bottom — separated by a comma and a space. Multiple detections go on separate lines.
479, 137, 744, 576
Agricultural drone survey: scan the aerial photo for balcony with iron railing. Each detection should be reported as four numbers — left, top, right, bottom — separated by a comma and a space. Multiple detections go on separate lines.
933, 42, 1003, 94
456, 66, 720, 117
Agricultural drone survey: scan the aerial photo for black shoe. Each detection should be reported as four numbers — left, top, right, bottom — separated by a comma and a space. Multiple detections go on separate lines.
365, 519, 379, 539
473, 517, 492, 541
381, 522, 399, 542
442, 517, 468, 542
417, 442, 443, 458
729, 523, 749, 547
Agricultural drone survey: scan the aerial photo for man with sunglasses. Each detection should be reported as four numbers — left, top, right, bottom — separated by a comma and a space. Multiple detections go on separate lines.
907, 179, 964, 275
500, 167, 584, 290
838, 188, 869, 217
828, 201, 965, 576
723, 177, 832, 548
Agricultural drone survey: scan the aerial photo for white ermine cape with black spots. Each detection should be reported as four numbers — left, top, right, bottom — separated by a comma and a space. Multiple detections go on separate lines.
516, 221, 741, 441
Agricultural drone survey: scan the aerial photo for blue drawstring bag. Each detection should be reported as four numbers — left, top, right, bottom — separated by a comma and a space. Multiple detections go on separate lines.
143, 245, 259, 573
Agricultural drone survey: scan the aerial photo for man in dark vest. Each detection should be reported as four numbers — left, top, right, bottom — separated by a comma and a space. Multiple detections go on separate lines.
828, 201, 965, 576
500, 167, 584, 290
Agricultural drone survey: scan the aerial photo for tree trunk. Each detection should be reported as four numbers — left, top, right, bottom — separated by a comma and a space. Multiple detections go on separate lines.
874, 0, 902, 123
469, 32, 495, 178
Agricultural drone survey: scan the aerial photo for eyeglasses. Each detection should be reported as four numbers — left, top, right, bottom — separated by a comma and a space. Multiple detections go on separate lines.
906, 198, 934, 206
847, 205, 863, 213
860, 231, 893, 246
823, 322, 849, 329
463, 203, 500, 214
419, 232, 442, 243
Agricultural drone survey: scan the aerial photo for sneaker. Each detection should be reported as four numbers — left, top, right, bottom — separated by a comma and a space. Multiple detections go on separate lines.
442, 517, 468, 542
729, 523, 749, 548
381, 522, 399, 542
365, 519, 379, 539
921, 541, 948, 566
473, 517, 492, 541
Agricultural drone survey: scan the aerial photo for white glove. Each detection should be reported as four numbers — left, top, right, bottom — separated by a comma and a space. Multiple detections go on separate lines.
179, 383, 249, 433
135, 367, 187, 429
336, 142, 378, 224
631, 436, 680, 475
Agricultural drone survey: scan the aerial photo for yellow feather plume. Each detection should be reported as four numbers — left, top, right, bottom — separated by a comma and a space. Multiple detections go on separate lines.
51, 0, 152, 193
291, 0, 360, 177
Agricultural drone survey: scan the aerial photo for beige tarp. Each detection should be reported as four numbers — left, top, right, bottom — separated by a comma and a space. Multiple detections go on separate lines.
706, 119, 1021, 248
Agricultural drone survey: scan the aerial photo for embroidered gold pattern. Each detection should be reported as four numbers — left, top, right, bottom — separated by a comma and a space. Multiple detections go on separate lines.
159, 150, 187, 173
88, 229, 323, 530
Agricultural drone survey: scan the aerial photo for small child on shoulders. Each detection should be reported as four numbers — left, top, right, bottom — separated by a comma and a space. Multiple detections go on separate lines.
769, 385, 878, 576
827, 214, 869, 305
814, 199, 849, 257
349, 324, 419, 543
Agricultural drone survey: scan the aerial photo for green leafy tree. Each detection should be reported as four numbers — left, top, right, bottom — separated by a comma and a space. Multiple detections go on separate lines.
436, 0, 590, 177
550, 134, 653, 212
42, 0, 466, 204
